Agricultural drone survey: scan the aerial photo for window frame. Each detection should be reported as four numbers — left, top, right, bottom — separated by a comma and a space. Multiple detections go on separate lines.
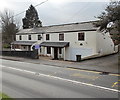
19, 35, 22, 40
78, 32, 85, 41
46, 34, 50, 40
28, 35, 31, 40
59, 33, 64, 41
38, 35, 41, 40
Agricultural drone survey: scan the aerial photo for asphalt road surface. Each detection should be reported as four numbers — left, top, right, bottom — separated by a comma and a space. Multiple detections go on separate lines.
1, 59, 119, 98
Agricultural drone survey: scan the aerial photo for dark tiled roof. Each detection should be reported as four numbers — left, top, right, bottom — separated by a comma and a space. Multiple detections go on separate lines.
11, 41, 37, 45
40, 42, 69, 47
17, 21, 97, 34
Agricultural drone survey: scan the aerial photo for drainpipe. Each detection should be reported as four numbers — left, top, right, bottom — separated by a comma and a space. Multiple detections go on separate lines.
63, 47, 65, 60
41, 32, 44, 55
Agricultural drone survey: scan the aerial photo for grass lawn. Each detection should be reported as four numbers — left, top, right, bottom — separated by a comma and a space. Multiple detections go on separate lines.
0, 92, 13, 100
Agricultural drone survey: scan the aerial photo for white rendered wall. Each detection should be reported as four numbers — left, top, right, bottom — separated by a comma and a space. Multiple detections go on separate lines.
64, 31, 97, 61
96, 31, 115, 55
43, 31, 97, 61
16, 35, 19, 41
16, 31, 115, 61
16, 34, 40, 41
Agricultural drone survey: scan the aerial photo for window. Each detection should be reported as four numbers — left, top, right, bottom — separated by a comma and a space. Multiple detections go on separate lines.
19, 35, 22, 40
78, 32, 85, 41
46, 34, 50, 40
47, 47, 51, 54
28, 35, 31, 40
59, 33, 64, 41
38, 35, 41, 40
23, 46, 26, 49
59, 48, 62, 54
12, 45, 19, 49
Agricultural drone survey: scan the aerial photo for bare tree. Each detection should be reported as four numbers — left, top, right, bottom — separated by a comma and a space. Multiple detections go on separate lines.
0, 9, 19, 48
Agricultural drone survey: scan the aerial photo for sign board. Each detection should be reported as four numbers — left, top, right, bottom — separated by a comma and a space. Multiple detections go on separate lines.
107, 22, 114, 28
35, 44, 40, 49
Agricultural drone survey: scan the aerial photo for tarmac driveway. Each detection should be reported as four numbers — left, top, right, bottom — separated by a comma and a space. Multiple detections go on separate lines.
79, 54, 119, 71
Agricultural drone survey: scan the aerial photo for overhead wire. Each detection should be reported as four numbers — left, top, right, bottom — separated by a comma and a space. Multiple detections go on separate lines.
9, 0, 48, 19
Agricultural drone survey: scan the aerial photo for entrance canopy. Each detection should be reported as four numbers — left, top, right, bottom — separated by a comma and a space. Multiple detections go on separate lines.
40, 42, 69, 48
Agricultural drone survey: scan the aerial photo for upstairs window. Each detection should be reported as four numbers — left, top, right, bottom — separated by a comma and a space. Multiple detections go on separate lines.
28, 35, 31, 40
59, 33, 64, 41
19, 35, 22, 40
46, 34, 50, 40
78, 32, 85, 41
38, 35, 41, 40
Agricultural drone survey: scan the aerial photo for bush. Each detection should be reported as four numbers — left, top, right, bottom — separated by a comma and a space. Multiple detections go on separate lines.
3, 44, 11, 48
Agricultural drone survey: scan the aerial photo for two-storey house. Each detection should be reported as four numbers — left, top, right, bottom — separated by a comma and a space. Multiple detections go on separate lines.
11, 21, 116, 61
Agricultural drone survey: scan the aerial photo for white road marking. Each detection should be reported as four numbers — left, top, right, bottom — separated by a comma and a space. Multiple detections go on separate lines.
1, 65, 120, 93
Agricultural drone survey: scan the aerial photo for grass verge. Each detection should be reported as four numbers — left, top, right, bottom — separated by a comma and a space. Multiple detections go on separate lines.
0, 92, 13, 100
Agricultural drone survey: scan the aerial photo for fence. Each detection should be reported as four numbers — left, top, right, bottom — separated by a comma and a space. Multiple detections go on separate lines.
0, 50, 39, 59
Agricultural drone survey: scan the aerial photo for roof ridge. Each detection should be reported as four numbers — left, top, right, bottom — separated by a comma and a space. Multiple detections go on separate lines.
19, 20, 97, 30
44, 20, 97, 28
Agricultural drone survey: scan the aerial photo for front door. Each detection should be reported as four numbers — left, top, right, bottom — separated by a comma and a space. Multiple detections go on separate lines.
28, 46, 31, 51
54, 47, 58, 60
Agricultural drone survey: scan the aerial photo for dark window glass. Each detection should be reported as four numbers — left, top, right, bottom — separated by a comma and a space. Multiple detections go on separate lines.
28, 35, 31, 40
38, 35, 41, 40
59, 34, 64, 41
23, 46, 26, 49
78, 32, 85, 41
46, 34, 50, 40
59, 48, 62, 54
19, 35, 22, 40
13, 45, 20, 49
47, 47, 51, 54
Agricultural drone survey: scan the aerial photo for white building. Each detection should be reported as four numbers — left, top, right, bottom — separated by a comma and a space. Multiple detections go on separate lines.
11, 21, 116, 61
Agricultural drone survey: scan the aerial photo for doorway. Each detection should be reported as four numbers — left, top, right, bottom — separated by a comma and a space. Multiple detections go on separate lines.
54, 47, 58, 60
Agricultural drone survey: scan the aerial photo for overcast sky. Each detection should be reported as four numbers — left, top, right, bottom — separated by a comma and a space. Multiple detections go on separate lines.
0, 0, 111, 27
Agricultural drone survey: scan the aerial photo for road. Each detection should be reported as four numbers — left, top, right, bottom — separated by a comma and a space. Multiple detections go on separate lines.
1, 59, 119, 98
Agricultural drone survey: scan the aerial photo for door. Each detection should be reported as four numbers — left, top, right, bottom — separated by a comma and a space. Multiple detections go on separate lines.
28, 46, 31, 51
54, 47, 58, 60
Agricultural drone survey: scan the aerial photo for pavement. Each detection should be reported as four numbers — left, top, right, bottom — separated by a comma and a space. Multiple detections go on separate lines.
0, 53, 119, 74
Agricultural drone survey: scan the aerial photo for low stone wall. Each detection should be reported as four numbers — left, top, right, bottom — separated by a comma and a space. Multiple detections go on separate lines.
0, 50, 39, 59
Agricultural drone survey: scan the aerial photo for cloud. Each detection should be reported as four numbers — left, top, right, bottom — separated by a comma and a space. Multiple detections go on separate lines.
1, 0, 109, 26
37, 2, 108, 25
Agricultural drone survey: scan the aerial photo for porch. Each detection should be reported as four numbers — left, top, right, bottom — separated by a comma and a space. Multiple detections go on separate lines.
40, 42, 69, 60
11, 41, 37, 51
